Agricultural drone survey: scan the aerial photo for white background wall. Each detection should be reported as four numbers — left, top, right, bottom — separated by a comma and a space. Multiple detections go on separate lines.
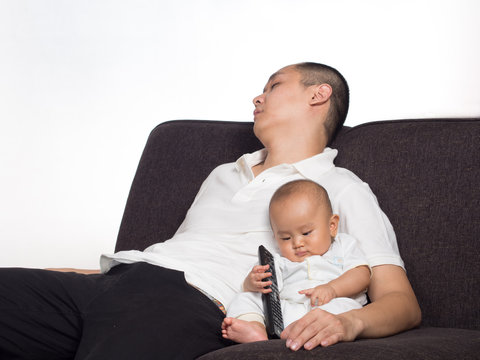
1, 0, 479, 269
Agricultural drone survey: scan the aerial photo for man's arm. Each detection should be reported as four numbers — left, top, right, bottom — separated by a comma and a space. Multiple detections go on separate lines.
45, 268, 101, 274
352, 265, 421, 337
281, 264, 421, 351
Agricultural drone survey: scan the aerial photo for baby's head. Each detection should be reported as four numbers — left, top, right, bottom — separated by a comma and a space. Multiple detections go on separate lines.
269, 180, 339, 262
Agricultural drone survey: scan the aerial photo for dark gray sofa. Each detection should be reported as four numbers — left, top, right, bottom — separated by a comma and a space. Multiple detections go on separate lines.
115, 118, 480, 359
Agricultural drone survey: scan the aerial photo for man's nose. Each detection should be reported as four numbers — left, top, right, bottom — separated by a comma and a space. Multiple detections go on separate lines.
252, 94, 264, 105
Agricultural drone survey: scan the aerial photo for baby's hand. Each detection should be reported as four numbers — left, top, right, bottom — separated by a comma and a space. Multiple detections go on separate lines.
243, 265, 272, 293
299, 284, 337, 307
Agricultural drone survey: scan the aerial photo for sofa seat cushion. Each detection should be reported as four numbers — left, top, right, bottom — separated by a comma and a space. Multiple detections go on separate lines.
198, 327, 480, 359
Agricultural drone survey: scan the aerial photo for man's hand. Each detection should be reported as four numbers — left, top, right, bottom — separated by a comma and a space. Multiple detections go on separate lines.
281, 265, 421, 351
281, 308, 363, 351
299, 284, 337, 307
243, 264, 272, 293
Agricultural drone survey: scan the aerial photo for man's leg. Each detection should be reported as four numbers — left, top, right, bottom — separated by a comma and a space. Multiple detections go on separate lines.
0, 268, 102, 359
76, 262, 231, 360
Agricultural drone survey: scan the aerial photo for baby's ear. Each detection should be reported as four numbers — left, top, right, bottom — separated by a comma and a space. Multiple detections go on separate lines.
329, 214, 340, 237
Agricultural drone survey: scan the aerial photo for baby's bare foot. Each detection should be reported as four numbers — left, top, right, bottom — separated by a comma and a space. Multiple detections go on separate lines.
221, 317, 268, 343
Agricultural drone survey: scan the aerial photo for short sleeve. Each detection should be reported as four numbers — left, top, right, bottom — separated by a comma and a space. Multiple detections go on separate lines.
335, 183, 405, 269
336, 233, 371, 274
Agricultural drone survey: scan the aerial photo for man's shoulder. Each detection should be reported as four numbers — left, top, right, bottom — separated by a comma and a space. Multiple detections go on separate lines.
316, 164, 366, 195
207, 161, 238, 177
304, 149, 361, 183
330, 165, 364, 183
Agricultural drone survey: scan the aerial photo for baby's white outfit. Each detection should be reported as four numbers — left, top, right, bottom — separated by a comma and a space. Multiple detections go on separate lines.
227, 233, 369, 328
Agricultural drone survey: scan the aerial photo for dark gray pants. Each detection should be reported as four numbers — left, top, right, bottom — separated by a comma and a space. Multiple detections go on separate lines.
0, 262, 229, 359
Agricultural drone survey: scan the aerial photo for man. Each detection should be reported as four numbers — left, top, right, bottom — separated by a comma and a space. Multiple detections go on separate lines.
251, 63, 420, 350
0, 63, 420, 359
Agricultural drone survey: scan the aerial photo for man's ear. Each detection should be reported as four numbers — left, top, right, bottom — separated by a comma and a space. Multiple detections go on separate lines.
310, 84, 332, 105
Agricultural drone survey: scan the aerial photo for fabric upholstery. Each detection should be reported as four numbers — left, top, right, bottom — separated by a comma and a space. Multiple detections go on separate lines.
198, 328, 480, 360
332, 119, 480, 330
116, 120, 262, 253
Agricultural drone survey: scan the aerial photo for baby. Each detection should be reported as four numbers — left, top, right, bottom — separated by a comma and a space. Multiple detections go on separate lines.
222, 179, 371, 343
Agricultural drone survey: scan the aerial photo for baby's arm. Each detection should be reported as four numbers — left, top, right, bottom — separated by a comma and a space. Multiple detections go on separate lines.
299, 265, 371, 306
243, 264, 273, 294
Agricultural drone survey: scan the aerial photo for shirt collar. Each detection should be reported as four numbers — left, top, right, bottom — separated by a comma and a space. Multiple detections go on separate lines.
293, 147, 337, 179
235, 147, 337, 180
235, 149, 267, 180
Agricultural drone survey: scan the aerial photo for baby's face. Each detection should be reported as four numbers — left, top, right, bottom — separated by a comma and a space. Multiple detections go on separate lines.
270, 193, 339, 262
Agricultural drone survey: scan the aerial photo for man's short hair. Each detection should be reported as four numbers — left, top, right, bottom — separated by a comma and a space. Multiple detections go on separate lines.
293, 62, 349, 144
269, 179, 333, 215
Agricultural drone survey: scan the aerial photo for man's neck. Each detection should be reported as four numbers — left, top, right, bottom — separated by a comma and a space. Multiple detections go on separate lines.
252, 137, 327, 177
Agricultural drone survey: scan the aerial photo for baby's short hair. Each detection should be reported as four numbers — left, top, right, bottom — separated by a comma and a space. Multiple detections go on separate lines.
269, 179, 333, 215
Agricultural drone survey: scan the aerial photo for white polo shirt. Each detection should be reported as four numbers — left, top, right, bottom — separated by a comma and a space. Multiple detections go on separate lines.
100, 147, 403, 308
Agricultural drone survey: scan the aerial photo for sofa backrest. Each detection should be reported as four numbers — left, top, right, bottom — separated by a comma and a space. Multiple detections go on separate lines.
116, 118, 480, 330
332, 119, 480, 331
116, 120, 263, 252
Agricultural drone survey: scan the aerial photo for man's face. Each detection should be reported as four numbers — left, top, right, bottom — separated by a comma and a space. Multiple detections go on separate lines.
252, 66, 311, 141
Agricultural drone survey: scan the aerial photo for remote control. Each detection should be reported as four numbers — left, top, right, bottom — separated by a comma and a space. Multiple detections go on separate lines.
258, 245, 284, 339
